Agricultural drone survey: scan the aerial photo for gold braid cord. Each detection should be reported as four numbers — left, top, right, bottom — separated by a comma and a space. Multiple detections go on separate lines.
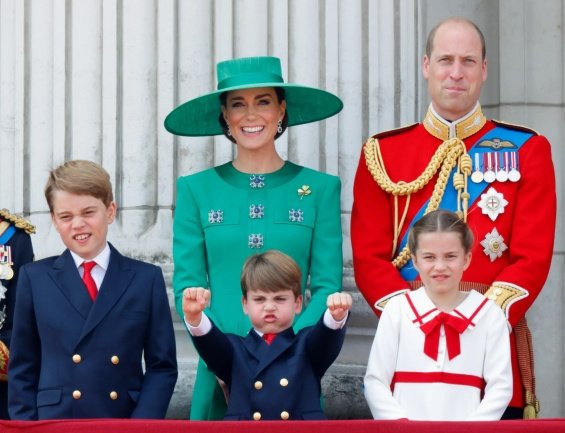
364, 137, 471, 269
514, 318, 540, 419
0, 340, 8, 381
0, 208, 36, 234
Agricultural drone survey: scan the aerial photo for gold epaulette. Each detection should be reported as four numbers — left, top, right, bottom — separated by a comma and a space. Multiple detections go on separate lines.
369, 122, 419, 141
492, 119, 540, 136
484, 282, 528, 316
0, 208, 36, 235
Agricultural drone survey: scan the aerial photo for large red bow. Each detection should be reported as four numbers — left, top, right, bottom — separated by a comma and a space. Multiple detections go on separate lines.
419, 312, 468, 361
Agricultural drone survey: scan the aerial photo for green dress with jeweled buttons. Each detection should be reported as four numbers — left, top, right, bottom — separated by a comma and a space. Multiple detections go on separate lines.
173, 161, 342, 420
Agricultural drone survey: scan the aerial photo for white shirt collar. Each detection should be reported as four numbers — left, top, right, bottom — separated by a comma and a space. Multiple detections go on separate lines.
70, 243, 111, 271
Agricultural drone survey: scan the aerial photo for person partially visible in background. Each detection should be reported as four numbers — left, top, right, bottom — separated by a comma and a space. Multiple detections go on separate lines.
0, 208, 35, 419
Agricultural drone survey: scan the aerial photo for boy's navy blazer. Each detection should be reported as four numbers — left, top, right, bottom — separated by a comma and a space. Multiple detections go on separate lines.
8, 244, 178, 420
192, 315, 346, 420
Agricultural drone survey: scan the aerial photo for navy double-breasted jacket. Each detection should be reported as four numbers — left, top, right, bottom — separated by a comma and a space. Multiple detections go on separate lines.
8, 244, 177, 420
192, 315, 346, 420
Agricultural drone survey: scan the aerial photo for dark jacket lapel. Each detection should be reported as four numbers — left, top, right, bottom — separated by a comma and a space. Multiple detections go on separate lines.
77, 244, 133, 343
252, 327, 296, 376
51, 250, 92, 320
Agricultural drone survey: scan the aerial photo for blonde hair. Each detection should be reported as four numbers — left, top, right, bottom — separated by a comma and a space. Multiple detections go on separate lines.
241, 250, 301, 298
45, 160, 114, 213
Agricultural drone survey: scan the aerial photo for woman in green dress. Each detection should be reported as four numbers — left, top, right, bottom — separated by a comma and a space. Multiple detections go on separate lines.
165, 56, 343, 420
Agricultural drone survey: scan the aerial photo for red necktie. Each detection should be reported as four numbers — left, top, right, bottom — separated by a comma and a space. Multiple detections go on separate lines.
262, 333, 277, 345
82, 261, 98, 301
420, 312, 468, 361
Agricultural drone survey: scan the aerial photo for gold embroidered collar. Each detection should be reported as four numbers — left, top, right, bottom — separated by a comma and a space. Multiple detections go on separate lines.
423, 103, 486, 141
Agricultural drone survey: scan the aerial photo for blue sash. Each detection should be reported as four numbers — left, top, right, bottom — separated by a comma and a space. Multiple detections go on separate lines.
398, 126, 533, 281
0, 224, 16, 245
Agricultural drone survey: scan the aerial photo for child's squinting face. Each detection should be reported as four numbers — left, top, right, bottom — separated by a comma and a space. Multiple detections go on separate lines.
242, 289, 302, 334
51, 190, 116, 260
412, 231, 471, 297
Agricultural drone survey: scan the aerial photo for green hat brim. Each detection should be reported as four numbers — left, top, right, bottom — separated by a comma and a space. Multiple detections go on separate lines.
164, 82, 343, 137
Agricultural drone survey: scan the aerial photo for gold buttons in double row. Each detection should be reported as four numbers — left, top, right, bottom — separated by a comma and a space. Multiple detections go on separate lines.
280, 411, 289, 420
109, 391, 118, 400
72, 354, 81, 364
279, 378, 288, 387
254, 381, 263, 390
253, 411, 261, 421
72, 390, 81, 400
111, 355, 120, 365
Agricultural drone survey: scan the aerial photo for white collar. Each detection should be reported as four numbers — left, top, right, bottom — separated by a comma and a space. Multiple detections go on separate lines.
70, 243, 111, 271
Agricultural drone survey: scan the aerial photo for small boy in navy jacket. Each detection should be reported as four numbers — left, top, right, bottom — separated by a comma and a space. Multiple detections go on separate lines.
182, 250, 352, 420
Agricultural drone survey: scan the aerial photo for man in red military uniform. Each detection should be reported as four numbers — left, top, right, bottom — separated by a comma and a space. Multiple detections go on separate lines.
352, 17, 556, 419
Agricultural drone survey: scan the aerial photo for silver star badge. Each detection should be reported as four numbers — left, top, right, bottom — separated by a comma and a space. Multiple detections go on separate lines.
478, 187, 508, 221
480, 228, 508, 262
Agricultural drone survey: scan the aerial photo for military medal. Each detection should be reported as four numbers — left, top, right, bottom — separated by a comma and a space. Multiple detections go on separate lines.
478, 187, 508, 221
0, 265, 13, 280
495, 152, 508, 182
470, 152, 484, 183
508, 151, 521, 182
480, 228, 508, 262
483, 153, 496, 183
0, 246, 13, 281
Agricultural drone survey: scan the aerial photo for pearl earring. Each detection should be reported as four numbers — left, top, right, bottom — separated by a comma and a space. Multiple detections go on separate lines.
277, 119, 283, 134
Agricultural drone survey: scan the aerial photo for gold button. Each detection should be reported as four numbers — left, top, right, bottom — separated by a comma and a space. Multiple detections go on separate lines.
254, 381, 263, 390
494, 288, 502, 296
109, 391, 118, 400
72, 354, 81, 364
279, 378, 288, 387
280, 411, 289, 420
72, 390, 81, 400
111, 355, 120, 365
253, 411, 261, 421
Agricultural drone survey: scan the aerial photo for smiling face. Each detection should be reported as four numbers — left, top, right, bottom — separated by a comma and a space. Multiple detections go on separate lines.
51, 190, 116, 260
423, 19, 487, 120
412, 231, 471, 301
242, 288, 302, 334
221, 87, 286, 153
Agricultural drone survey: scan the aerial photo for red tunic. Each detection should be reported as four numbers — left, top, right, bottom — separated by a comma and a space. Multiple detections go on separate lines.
352, 106, 556, 408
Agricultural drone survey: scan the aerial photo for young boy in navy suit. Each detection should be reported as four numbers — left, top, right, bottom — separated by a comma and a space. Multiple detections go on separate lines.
182, 250, 352, 420
8, 160, 177, 420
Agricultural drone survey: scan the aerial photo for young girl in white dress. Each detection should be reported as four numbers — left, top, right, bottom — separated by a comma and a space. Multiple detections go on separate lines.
364, 209, 512, 420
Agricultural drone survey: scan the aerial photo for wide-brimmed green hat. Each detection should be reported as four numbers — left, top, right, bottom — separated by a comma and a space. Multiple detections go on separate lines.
164, 56, 343, 137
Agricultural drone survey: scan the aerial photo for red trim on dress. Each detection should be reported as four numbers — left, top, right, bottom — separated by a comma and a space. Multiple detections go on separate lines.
391, 371, 485, 391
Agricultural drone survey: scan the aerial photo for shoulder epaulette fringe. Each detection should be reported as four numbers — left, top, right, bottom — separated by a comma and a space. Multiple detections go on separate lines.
492, 119, 540, 136
0, 209, 36, 234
